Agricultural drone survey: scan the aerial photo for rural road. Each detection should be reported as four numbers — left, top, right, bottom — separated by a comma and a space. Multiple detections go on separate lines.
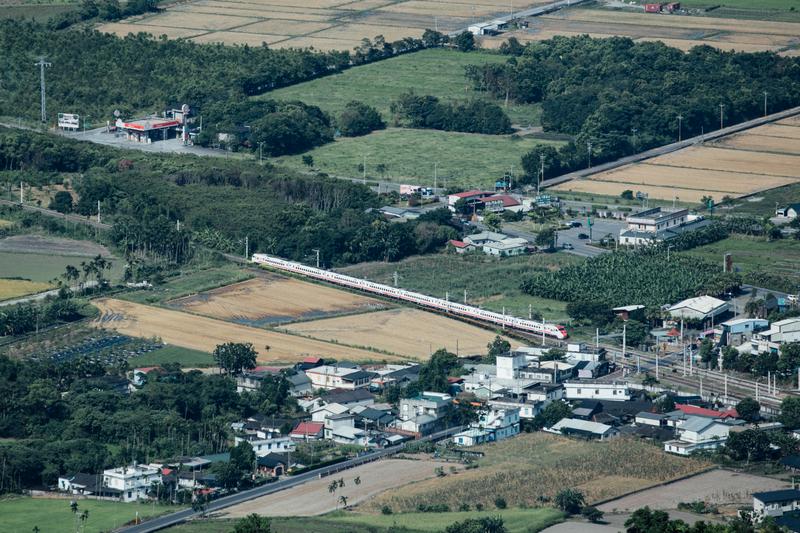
115, 426, 463, 533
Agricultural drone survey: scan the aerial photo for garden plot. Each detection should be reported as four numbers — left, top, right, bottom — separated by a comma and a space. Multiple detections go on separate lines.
167, 275, 388, 326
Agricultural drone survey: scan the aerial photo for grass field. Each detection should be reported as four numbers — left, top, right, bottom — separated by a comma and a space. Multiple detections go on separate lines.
265, 49, 541, 126
0, 251, 122, 283
0, 278, 51, 301
682, 235, 800, 287
168, 274, 387, 326
0, 3, 77, 22
368, 433, 710, 513
120, 264, 253, 305
127, 345, 215, 367
166, 508, 563, 533
339, 253, 579, 321
276, 128, 560, 189
0, 496, 177, 533
729, 182, 800, 217
284, 307, 513, 358
93, 298, 412, 362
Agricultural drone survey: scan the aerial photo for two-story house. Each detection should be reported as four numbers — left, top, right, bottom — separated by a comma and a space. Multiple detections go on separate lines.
102, 463, 162, 502
664, 416, 731, 455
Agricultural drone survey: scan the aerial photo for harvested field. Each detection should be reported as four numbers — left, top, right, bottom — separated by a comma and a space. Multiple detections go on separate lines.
284, 307, 510, 358
597, 469, 786, 512
487, 7, 800, 53
167, 275, 387, 326
368, 433, 710, 513
221, 459, 456, 518
715, 133, 800, 155
0, 279, 51, 301
99, 0, 550, 49
93, 298, 408, 362
0, 235, 111, 257
552, 117, 800, 202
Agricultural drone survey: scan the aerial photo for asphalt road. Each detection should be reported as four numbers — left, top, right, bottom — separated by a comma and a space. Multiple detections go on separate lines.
116, 426, 462, 533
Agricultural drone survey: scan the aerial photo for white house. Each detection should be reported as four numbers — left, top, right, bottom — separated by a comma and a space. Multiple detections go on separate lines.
775, 203, 800, 219
618, 207, 707, 246
751, 318, 800, 354
547, 418, 619, 441
305, 366, 374, 390
483, 237, 528, 257
635, 412, 666, 427
753, 489, 800, 519
234, 433, 295, 457
102, 464, 161, 502
664, 416, 731, 455
453, 408, 520, 446
564, 381, 631, 401
394, 392, 452, 436
668, 295, 729, 322
311, 402, 350, 422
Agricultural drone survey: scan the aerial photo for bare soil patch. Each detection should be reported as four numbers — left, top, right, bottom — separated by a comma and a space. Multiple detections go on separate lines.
168, 275, 387, 326
221, 458, 457, 518
284, 307, 508, 358
598, 469, 786, 512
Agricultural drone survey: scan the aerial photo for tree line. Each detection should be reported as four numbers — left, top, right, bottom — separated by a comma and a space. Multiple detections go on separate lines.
391, 92, 512, 134
465, 35, 800, 183
0, 21, 448, 156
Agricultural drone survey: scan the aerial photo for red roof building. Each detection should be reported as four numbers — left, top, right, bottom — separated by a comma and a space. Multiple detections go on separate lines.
303, 356, 323, 365
675, 403, 739, 419
289, 421, 324, 440
479, 194, 522, 213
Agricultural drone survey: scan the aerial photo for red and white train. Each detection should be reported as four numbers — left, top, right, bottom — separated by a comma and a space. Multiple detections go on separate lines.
251, 254, 568, 340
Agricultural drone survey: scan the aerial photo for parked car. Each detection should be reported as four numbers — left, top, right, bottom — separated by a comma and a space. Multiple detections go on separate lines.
562, 243, 574, 250
578, 233, 589, 240
569, 221, 583, 228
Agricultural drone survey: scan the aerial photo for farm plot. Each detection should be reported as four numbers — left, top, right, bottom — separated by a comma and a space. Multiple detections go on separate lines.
93, 298, 404, 363
221, 459, 457, 518
99, 0, 551, 50
0, 279, 51, 301
552, 119, 800, 202
597, 469, 785, 512
167, 274, 388, 326
366, 433, 710, 513
489, 7, 800, 53
284, 307, 511, 358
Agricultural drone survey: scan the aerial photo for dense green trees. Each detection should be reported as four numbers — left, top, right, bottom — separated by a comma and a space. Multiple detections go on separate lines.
48, 191, 74, 214
392, 92, 512, 134
337, 101, 385, 137
212, 343, 257, 375
417, 349, 461, 393
735, 397, 761, 423
468, 36, 800, 176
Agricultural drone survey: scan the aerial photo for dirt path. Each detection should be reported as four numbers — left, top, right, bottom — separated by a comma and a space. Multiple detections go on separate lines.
220, 459, 457, 518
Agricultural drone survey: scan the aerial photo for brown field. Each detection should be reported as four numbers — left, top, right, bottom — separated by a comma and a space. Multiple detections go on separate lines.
221, 459, 456, 518
553, 118, 800, 202
598, 469, 785, 512
716, 133, 800, 155
167, 275, 387, 326
99, 0, 548, 49
93, 298, 407, 362
285, 307, 510, 358
367, 433, 710, 512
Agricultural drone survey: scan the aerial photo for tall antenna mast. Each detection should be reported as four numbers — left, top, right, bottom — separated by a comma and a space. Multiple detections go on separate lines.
35, 57, 52, 123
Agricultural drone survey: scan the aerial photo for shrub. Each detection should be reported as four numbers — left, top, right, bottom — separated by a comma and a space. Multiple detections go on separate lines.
381, 505, 393, 515
494, 497, 507, 509
338, 101, 385, 137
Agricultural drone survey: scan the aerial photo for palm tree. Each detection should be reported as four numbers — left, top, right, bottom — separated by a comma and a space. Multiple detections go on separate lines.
338, 495, 348, 509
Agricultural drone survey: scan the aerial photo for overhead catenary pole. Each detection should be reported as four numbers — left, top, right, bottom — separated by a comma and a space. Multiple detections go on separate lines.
35, 57, 51, 123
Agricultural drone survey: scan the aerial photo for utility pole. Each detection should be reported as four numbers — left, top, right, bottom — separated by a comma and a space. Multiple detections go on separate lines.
622, 322, 626, 361
35, 57, 51, 123
541, 317, 546, 346
539, 154, 545, 197
393, 271, 398, 287
97, 200, 101, 224
362, 154, 366, 184
258, 142, 264, 165
586, 141, 592, 168
763, 91, 768, 117
244, 235, 249, 259
677, 114, 683, 142
434, 162, 438, 190
631, 127, 637, 151
463, 289, 467, 304
19, 181, 23, 204
719, 103, 724, 130
312, 248, 320, 268
667, 244, 672, 261
528, 303, 532, 320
